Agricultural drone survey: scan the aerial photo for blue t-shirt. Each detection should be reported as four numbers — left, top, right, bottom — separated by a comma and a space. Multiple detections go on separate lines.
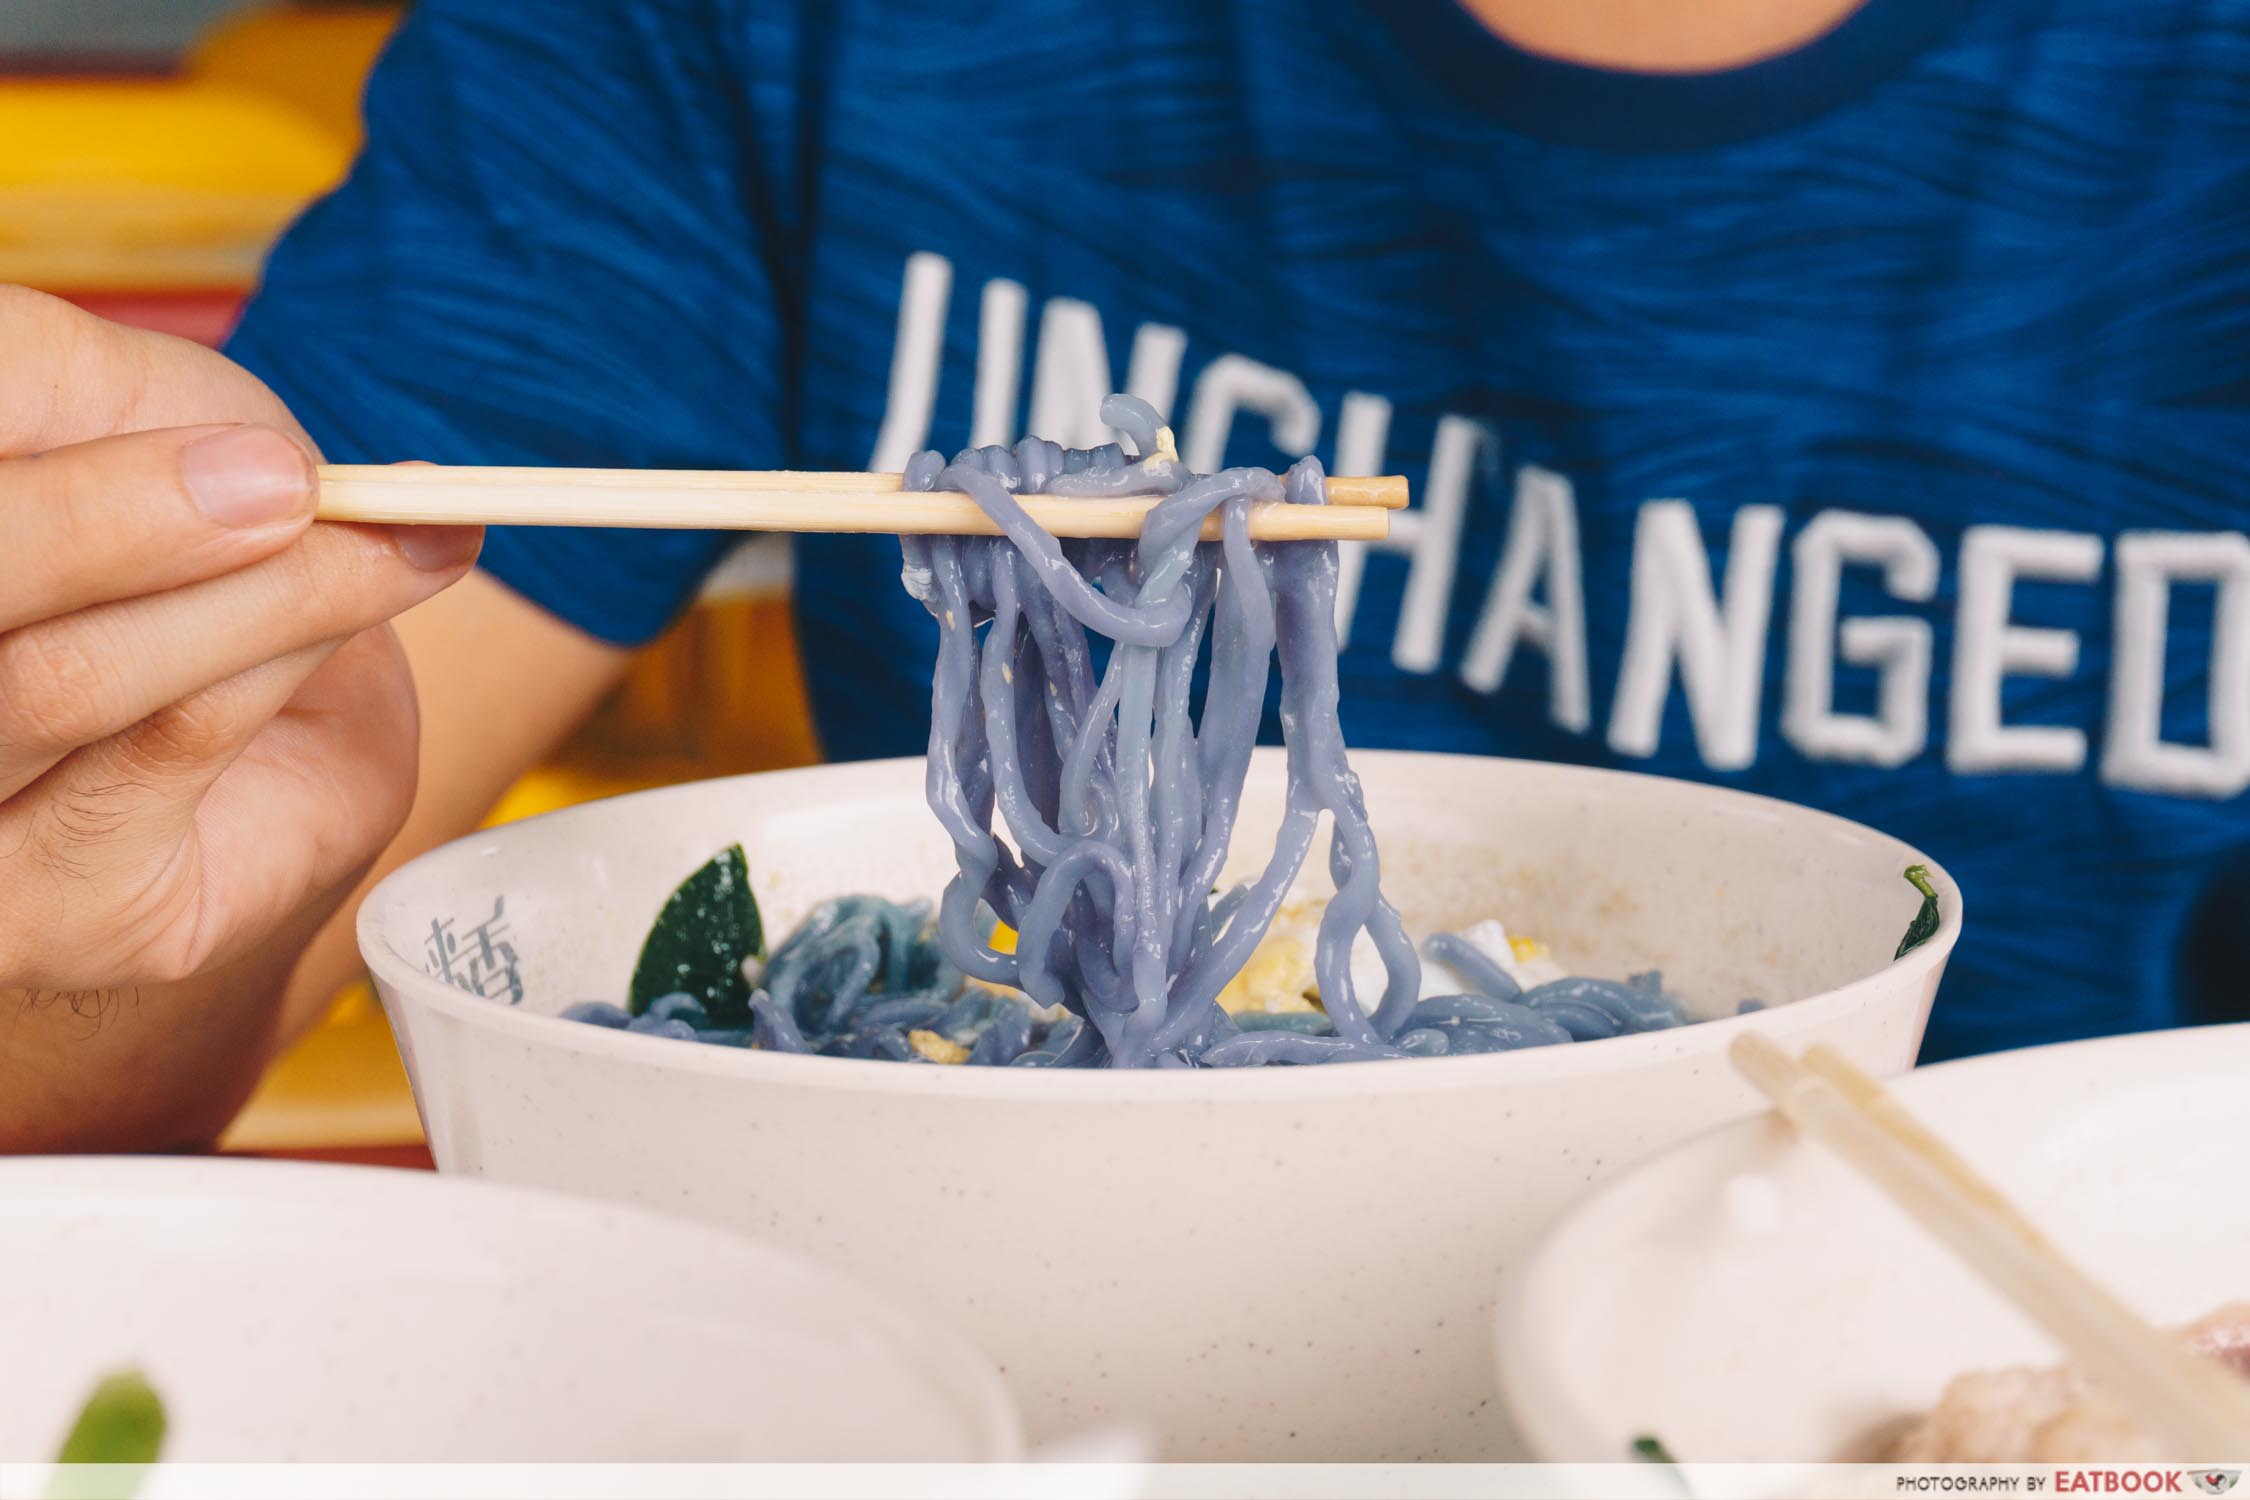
227, 0, 2250, 1062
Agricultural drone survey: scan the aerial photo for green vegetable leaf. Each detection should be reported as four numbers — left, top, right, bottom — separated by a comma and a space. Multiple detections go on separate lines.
1893, 863, 1941, 960
1631, 1433, 1697, 1497
49, 1371, 165, 1500
629, 844, 764, 1023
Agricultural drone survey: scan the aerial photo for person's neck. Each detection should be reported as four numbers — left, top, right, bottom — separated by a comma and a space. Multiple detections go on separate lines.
1454, 0, 1872, 72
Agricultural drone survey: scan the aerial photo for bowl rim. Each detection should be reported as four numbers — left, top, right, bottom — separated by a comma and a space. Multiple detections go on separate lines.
358, 750, 1960, 1102
2, 1154, 1026, 1461
1490, 1022, 2250, 1462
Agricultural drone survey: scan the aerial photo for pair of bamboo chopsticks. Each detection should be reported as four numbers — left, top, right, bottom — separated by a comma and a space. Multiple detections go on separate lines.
314, 465, 1407, 542
1731, 1032, 2250, 1458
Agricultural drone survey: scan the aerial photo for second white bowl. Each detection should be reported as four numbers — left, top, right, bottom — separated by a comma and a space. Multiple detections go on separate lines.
1498, 1024, 2250, 1465
0, 1157, 1019, 1461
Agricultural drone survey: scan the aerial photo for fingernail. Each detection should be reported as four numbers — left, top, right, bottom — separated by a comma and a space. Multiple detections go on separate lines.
182, 425, 313, 528
391, 524, 483, 572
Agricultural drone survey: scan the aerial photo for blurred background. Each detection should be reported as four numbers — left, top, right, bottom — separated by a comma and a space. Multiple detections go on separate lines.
2, 1, 821, 1151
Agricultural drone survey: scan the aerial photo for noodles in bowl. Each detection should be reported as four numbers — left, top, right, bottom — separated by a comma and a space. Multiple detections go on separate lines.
563, 885, 1705, 1065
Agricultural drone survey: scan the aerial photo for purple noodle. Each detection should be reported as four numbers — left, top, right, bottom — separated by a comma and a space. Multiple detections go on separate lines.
898, 394, 1421, 1067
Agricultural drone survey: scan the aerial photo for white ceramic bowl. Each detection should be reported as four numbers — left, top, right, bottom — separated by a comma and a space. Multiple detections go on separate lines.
0, 1157, 1019, 1461
1498, 1023, 2250, 1464
362, 750, 1957, 1459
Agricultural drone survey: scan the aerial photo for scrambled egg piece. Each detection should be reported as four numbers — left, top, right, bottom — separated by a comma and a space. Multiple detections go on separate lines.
1216, 900, 1323, 1014
996, 903, 1563, 1018
960, 922, 1023, 998
907, 1028, 970, 1064
1432, 918, 1567, 992
1214, 902, 1565, 1015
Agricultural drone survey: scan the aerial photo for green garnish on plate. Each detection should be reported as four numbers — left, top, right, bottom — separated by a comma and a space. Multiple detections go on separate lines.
49, 1371, 165, 1500
629, 844, 765, 1023
1893, 863, 1941, 960
1631, 1432, 1697, 1496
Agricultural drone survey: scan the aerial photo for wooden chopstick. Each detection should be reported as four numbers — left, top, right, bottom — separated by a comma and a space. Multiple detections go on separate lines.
1729, 1032, 2250, 1458
315, 465, 1405, 542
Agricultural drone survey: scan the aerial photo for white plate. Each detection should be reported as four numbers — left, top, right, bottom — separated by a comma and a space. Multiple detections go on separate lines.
1498, 1023, 2250, 1461
362, 750, 1957, 1459
0, 1157, 1020, 1461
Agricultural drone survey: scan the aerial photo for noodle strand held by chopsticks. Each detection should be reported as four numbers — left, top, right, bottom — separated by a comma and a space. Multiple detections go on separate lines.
900, 395, 1422, 1068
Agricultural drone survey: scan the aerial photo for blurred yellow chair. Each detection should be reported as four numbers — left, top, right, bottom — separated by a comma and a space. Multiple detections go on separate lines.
187, 4, 403, 153
0, 4, 400, 327
0, 79, 348, 291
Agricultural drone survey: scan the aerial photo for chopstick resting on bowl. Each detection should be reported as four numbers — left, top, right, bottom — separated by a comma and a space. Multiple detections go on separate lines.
1730, 1033, 2250, 1458
314, 465, 1406, 542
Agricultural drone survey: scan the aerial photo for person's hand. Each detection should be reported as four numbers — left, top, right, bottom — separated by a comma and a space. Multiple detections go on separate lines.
0, 287, 480, 1142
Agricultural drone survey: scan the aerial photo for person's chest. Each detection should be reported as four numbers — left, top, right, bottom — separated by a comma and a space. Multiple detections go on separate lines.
756, 0, 2250, 814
